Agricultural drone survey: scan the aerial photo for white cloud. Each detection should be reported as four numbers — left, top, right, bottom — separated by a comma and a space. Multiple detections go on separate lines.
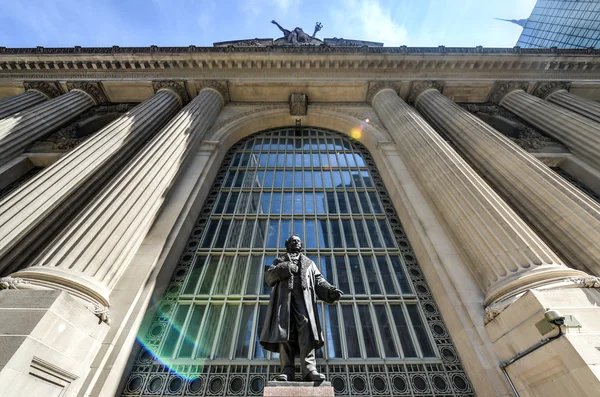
328, 0, 408, 46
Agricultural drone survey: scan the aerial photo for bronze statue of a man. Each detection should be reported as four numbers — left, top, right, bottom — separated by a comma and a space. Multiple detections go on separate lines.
260, 235, 343, 382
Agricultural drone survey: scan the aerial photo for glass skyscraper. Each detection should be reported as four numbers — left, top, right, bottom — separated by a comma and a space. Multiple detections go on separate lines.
514, 0, 600, 48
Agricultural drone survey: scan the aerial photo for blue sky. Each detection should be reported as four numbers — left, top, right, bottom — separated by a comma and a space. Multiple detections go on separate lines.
0, 0, 537, 48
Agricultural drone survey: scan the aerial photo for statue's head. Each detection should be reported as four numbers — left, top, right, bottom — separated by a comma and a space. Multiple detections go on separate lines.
285, 235, 303, 253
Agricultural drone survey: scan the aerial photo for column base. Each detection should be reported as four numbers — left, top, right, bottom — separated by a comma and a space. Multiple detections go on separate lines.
0, 289, 109, 397
264, 381, 334, 396
485, 287, 600, 397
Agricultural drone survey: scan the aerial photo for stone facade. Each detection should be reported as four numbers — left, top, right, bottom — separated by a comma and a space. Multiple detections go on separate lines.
0, 45, 599, 397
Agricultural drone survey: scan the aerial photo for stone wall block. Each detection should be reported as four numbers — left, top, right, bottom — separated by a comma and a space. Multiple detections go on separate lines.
0, 89, 181, 277
0, 90, 48, 120
416, 89, 600, 276
372, 88, 586, 305
501, 90, 600, 171
0, 90, 95, 164
12, 89, 222, 305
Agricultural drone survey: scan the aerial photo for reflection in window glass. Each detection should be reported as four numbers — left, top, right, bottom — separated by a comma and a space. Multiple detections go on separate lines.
407, 305, 436, 357
357, 305, 379, 357
342, 305, 361, 358
390, 306, 418, 357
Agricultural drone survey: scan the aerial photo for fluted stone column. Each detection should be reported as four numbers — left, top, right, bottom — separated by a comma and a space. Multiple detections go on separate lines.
0, 89, 96, 164
371, 88, 587, 305
415, 87, 600, 277
0, 88, 182, 279
546, 90, 600, 124
499, 87, 600, 171
10, 88, 223, 307
0, 91, 48, 120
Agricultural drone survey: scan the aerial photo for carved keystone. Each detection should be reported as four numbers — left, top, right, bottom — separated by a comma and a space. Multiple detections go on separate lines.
67, 81, 107, 104
488, 81, 529, 104
533, 81, 571, 99
290, 93, 307, 116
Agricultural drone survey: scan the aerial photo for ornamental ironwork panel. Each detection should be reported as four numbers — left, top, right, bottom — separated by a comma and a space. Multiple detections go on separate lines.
122, 127, 474, 396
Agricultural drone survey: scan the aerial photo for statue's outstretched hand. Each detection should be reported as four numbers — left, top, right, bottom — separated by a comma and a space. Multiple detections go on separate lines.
330, 288, 344, 301
271, 20, 277, 24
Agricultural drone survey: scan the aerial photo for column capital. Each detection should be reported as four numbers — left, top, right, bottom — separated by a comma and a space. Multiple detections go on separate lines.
153, 80, 189, 105
67, 81, 107, 104
196, 80, 230, 105
409, 80, 444, 105
23, 81, 61, 99
366, 81, 401, 104
533, 81, 571, 99
488, 81, 529, 104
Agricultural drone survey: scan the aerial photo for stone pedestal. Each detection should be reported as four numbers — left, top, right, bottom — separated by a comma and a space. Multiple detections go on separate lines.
0, 289, 109, 397
263, 381, 334, 396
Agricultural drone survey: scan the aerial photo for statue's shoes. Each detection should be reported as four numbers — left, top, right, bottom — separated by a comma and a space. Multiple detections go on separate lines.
303, 371, 326, 382
274, 373, 294, 382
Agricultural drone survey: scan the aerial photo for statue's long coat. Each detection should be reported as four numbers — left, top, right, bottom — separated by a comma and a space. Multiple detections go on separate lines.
259, 253, 336, 353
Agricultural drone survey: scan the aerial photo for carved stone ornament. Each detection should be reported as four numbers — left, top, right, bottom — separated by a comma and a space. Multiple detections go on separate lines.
488, 81, 529, 104
408, 80, 444, 104
567, 276, 600, 288
23, 81, 61, 99
196, 80, 230, 104
366, 81, 402, 104
67, 81, 107, 104
484, 296, 519, 324
289, 93, 307, 116
533, 81, 571, 99
0, 276, 29, 290
92, 304, 111, 325
152, 80, 190, 104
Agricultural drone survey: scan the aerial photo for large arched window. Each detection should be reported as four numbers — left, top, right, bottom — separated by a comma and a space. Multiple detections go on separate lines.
123, 128, 473, 397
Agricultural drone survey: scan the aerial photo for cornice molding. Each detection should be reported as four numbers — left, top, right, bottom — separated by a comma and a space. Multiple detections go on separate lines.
196, 80, 230, 104
408, 80, 444, 104
533, 81, 571, 99
23, 81, 60, 99
2, 45, 600, 56
66, 81, 107, 104
488, 81, 529, 104
366, 81, 401, 104
152, 80, 189, 104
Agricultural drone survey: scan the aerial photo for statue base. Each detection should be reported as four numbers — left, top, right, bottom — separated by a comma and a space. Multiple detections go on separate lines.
263, 381, 334, 396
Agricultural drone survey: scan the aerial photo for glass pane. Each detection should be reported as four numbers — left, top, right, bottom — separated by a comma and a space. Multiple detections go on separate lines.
326, 192, 337, 214
214, 194, 227, 213
183, 255, 208, 295
378, 220, 396, 248
229, 255, 248, 295
214, 220, 230, 248
342, 220, 355, 248
347, 191, 360, 214
179, 304, 205, 358
357, 191, 370, 213
354, 220, 368, 248
349, 255, 365, 294
284, 170, 293, 188
376, 256, 397, 295
245, 256, 262, 295
213, 256, 234, 295
390, 256, 411, 294
318, 219, 329, 248
282, 193, 292, 214
274, 171, 283, 187
369, 192, 382, 213
262, 255, 275, 295
304, 171, 313, 188
264, 171, 274, 188
200, 220, 219, 248
214, 305, 239, 359
357, 304, 379, 357
305, 219, 317, 249
253, 220, 267, 248
374, 304, 398, 357
254, 305, 268, 358
234, 305, 255, 358
407, 305, 436, 357
225, 220, 242, 248
305, 193, 315, 214
335, 256, 350, 293
342, 305, 361, 358
161, 304, 189, 358
271, 193, 282, 214
279, 220, 291, 248
362, 255, 382, 294
197, 304, 223, 358
330, 220, 343, 248
337, 192, 348, 213
294, 171, 303, 188
390, 306, 417, 357
366, 220, 382, 248
315, 193, 327, 214
293, 192, 303, 215
198, 255, 220, 294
